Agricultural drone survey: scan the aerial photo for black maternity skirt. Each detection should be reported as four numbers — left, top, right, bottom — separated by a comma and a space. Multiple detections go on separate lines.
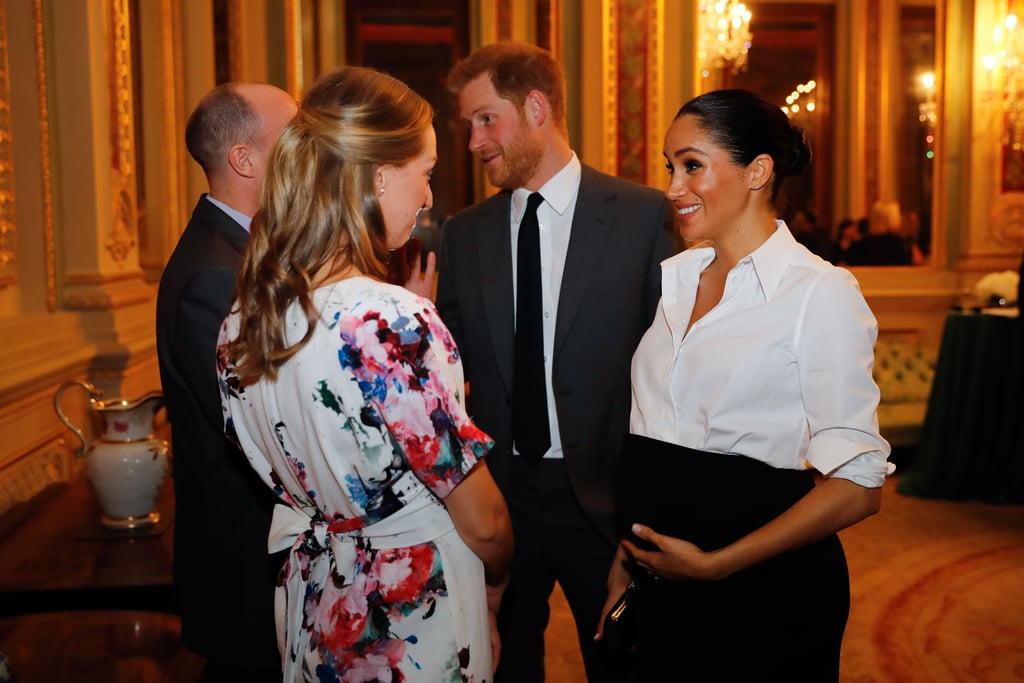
616, 434, 851, 681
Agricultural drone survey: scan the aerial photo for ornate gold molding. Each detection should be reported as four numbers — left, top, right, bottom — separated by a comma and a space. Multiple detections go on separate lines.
107, 0, 138, 265
604, 0, 619, 175
0, 1, 16, 286
160, 0, 184, 259
33, 0, 56, 311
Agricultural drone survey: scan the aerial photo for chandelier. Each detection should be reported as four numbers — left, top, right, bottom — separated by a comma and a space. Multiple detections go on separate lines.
698, 0, 753, 76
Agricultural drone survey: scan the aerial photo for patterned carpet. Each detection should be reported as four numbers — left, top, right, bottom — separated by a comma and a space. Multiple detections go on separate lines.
545, 475, 1024, 682
840, 476, 1024, 682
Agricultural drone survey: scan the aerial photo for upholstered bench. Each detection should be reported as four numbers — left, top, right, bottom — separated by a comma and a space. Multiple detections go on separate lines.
872, 339, 938, 449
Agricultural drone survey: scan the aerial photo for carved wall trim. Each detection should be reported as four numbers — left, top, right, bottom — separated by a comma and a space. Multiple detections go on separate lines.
0, 1, 16, 287
33, 0, 56, 311
107, 0, 138, 266
0, 445, 69, 516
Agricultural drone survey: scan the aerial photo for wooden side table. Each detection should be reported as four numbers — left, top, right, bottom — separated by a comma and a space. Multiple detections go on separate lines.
0, 474, 176, 616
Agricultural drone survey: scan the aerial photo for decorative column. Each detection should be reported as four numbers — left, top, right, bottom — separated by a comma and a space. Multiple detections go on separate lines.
45, 0, 157, 396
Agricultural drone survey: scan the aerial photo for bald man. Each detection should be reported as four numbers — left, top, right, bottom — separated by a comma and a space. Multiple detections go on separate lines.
156, 83, 296, 682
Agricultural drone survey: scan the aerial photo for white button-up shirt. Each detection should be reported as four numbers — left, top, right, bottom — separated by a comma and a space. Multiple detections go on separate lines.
631, 222, 892, 487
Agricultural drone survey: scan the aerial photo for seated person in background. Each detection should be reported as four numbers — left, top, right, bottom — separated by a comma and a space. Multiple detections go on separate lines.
845, 199, 911, 266
790, 208, 832, 261
831, 216, 860, 264
218, 65, 513, 682
901, 210, 926, 265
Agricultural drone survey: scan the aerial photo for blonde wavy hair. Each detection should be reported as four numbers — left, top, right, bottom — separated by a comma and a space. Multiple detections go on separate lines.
224, 66, 434, 383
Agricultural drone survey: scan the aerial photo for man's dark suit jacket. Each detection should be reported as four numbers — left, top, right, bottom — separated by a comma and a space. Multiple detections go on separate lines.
435, 165, 676, 544
156, 196, 281, 671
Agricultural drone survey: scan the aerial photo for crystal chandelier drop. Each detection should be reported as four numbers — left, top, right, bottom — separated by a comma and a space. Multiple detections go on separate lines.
698, 0, 753, 75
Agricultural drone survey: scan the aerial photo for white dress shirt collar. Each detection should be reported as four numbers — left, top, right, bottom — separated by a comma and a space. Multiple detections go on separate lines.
512, 153, 582, 220
662, 220, 801, 299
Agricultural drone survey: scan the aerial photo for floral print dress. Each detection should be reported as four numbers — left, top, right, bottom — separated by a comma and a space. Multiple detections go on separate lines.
218, 277, 495, 683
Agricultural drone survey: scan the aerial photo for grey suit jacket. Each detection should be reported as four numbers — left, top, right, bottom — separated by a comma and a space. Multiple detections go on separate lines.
436, 164, 676, 544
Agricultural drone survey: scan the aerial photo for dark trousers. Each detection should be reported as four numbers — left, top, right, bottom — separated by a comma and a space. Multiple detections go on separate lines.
494, 457, 625, 683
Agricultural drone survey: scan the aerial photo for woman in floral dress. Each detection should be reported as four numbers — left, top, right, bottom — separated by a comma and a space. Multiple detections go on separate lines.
218, 66, 513, 683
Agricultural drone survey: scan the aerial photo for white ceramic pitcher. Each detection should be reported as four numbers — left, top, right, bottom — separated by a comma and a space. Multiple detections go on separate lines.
54, 381, 171, 529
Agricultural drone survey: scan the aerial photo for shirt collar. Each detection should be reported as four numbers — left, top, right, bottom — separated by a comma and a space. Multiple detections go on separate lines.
512, 152, 582, 221
748, 220, 800, 300
205, 194, 252, 232
664, 220, 802, 301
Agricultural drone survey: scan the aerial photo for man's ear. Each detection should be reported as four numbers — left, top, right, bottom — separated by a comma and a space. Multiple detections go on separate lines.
749, 154, 774, 192
227, 143, 255, 179
524, 90, 548, 128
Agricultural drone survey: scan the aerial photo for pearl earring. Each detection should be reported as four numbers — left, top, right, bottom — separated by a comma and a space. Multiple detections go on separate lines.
378, 187, 384, 195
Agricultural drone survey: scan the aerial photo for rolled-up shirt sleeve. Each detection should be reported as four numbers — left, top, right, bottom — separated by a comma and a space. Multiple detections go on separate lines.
796, 268, 892, 486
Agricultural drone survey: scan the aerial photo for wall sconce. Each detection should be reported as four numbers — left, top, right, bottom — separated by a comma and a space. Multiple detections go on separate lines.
698, 0, 753, 77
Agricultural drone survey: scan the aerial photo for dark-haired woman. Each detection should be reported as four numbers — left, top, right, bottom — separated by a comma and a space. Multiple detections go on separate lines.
599, 89, 891, 680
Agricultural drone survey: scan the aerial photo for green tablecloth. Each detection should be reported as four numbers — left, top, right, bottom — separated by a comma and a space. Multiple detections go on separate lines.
897, 310, 1024, 503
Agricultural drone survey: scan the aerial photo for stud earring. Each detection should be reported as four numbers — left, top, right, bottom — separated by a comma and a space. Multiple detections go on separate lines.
378, 187, 385, 195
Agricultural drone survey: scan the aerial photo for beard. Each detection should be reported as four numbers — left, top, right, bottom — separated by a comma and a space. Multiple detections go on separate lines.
482, 133, 544, 190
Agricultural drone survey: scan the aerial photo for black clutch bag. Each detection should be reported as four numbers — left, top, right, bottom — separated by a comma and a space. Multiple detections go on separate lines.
602, 579, 639, 664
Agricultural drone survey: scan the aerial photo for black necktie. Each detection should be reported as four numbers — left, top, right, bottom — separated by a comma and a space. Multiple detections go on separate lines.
513, 192, 551, 462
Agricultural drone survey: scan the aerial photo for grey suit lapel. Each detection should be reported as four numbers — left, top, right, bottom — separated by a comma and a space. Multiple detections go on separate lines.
555, 168, 614, 356
476, 193, 516, 395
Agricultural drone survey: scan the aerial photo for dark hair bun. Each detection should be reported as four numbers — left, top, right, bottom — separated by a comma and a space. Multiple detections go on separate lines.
787, 126, 812, 177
